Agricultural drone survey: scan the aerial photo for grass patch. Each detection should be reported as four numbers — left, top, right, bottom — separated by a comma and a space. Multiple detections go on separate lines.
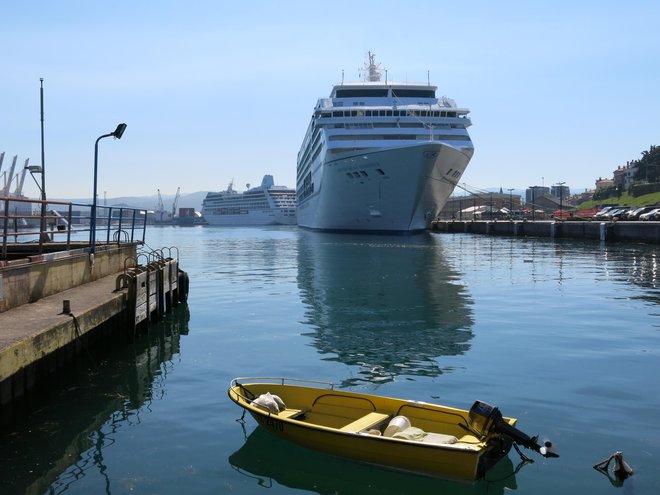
577, 191, 660, 209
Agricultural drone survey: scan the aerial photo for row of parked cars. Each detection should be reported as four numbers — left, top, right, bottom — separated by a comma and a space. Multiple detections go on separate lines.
593, 206, 660, 221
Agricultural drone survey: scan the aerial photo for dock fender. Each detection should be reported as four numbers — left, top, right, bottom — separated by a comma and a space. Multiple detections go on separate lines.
178, 269, 189, 302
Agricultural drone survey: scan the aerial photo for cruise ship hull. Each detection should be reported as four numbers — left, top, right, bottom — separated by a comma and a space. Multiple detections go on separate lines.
297, 142, 471, 233
204, 211, 296, 226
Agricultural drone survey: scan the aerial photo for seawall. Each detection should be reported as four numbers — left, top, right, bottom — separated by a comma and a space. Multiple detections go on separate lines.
431, 220, 660, 243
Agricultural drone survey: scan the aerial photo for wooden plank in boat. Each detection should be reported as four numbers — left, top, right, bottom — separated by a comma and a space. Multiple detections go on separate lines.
339, 412, 389, 433
277, 408, 303, 419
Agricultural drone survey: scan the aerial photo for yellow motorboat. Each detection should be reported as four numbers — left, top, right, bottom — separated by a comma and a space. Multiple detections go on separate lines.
228, 377, 557, 482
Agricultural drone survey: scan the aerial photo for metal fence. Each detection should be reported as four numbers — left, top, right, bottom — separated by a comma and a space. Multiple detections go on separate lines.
1, 196, 147, 260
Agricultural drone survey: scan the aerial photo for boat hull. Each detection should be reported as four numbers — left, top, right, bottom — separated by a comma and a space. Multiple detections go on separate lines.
228, 378, 513, 481
203, 210, 296, 226
297, 142, 471, 233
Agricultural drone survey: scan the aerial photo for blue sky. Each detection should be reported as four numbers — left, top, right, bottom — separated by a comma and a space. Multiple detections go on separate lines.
2, 1, 659, 200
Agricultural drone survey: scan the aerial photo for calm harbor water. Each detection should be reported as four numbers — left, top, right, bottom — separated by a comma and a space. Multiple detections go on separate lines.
1, 226, 659, 494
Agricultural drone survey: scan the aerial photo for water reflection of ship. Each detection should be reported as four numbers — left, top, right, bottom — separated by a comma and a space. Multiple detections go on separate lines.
0, 305, 190, 495
229, 426, 517, 494
297, 232, 473, 386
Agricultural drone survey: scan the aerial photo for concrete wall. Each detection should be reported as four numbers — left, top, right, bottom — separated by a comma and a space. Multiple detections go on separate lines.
613, 223, 660, 242
431, 220, 660, 243
0, 244, 138, 313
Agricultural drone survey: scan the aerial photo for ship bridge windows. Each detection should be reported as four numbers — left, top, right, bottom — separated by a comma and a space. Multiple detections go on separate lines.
383, 134, 417, 140
335, 88, 389, 98
392, 89, 435, 98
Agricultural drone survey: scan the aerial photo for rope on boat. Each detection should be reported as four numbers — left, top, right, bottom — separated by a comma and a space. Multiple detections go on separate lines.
236, 409, 246, 424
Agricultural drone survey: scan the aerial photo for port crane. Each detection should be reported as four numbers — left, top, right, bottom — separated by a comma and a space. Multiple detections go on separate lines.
156, 189, 167, 223
172, 187, 180, 219
154, 187, 182, 223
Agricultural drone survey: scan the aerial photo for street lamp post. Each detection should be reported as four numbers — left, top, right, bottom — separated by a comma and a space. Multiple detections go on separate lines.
90, 123, 127, 254
507, 188, 514, 219
36, 79, 49, 248
557, 181, 566, 220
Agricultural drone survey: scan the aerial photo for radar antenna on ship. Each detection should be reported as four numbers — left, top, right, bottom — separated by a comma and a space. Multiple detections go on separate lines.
361, 51, 382, 82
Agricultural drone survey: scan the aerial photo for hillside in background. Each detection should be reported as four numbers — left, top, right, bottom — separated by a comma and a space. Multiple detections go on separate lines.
576, 190, 660, 209
53, 191, 209, 212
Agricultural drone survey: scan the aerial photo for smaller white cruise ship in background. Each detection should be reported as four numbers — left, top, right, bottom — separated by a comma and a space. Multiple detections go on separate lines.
296, 52, 474, 233
202, 175, 296, 226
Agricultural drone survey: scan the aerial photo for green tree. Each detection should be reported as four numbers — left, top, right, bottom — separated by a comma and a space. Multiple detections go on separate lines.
633, 145, 660, 182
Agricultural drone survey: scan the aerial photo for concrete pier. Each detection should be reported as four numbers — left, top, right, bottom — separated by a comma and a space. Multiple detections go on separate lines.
0, 272, 128, 404
0, 244, 187, 405
431, 220, 660, 243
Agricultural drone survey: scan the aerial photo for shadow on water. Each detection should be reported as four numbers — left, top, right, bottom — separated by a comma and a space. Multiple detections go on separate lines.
229, 426, 519, 495
0, 305, 191, 495
296, 232, 474, 386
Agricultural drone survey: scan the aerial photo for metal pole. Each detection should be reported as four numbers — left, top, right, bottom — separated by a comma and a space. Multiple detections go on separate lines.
40, 79, 46, 202
90, 132, 113, 253
39, 79, 47, 250
507, 188, 514, 219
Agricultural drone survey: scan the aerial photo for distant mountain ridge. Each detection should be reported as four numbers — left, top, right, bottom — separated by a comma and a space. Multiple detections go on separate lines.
53, 191, 210, 212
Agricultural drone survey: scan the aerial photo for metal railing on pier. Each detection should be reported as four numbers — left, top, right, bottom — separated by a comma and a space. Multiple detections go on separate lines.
1, 196, 147, 260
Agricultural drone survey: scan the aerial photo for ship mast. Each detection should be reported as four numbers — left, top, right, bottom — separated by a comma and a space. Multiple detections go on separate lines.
362, 51, 382, 82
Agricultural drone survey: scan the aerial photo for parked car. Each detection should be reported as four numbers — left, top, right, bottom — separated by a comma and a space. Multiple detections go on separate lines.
593, 207, 616, 219
600, 207, 626, 220
627, 206, 657, 220
623, 207, 643, 220
639, 208, 660, 221
610, 207, 631, 220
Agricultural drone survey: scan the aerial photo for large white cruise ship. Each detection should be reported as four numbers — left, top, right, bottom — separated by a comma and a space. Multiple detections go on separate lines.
202, 175, 296, 226
296, 52, 474, 233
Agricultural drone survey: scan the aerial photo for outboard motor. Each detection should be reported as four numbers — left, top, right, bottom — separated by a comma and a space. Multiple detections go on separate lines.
468, 401, 559, 458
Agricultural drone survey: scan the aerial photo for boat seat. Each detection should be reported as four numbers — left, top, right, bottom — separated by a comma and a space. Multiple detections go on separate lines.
339, 412, 390, 433
277, 408, 304, 419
